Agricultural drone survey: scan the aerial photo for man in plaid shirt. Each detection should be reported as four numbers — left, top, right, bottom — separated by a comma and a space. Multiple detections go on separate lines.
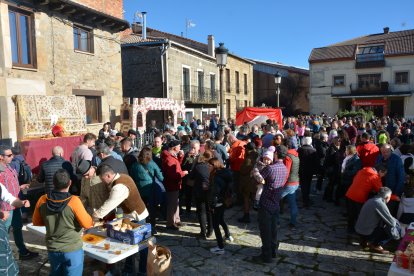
0, 145, 38, 260
253, 145, 288, 263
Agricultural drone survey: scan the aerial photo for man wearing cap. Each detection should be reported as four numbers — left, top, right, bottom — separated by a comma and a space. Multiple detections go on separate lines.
128, 129, 140, 149
95, 143, 128, 174
38, 146, 75, 194
161, 140, 188, 230
78, 160, 109, 215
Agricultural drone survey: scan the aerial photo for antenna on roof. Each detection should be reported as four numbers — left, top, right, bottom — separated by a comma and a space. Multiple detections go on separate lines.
185, 18, 196, 38
134, 11, 143, 24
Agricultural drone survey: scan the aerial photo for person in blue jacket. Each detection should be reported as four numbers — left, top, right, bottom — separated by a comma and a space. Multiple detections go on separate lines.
375, 143, 404, 216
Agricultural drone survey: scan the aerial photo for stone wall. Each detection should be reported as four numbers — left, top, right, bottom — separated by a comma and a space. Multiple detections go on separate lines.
121, 46, 163, 98
224, 55, 254, 120
73, 0, 124, 19
167, 46, 217, 101
0, 3, 124, 141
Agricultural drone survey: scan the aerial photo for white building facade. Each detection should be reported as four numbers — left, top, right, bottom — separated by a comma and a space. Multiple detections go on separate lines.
309, 28, 414, 118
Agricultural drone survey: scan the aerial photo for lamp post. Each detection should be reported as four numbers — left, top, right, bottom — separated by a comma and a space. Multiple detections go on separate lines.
274, 71, 282, 108
215, 42, 228, 119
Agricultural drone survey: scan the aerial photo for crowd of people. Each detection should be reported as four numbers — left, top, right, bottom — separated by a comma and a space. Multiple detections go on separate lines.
0, 113, 413, 275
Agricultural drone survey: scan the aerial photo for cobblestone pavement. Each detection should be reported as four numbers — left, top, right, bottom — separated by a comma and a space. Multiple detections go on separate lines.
13, 189, 393, 275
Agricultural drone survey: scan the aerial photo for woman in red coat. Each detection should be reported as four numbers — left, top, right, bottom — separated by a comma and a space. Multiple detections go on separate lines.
161, 140, 188, 230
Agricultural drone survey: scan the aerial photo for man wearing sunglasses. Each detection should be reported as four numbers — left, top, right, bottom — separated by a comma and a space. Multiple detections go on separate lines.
0, 145, 38, 260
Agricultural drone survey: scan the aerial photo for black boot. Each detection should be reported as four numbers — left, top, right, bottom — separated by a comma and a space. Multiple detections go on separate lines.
238, 213, 250, 223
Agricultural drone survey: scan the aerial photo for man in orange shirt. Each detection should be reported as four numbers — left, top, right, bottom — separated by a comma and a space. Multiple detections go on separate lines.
345, 164, 387, 234
228, 134, 246, 205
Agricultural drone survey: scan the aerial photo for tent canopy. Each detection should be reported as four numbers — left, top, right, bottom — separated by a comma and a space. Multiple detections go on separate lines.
236, 107, 283, 129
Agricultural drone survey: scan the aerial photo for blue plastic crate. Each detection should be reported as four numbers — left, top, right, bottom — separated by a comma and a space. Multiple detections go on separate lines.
106, 219, 152, 245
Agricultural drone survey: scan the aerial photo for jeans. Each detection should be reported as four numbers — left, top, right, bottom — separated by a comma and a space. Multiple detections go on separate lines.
195, 194, 212, 235
258, 208, 278, 261
212, 205, 230, 249
48, 249, 84, 276
124, 219, 148, 274
4, 209, 28, 255
280, 185, 299, 226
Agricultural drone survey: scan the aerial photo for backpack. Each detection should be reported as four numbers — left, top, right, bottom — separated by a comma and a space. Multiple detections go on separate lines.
18, 160, 32, 184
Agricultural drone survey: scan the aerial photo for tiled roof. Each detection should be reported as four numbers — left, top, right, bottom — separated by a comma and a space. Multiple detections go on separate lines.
309, 29, 414, 63
249, 59, 309, 74
121, 34, 165, 44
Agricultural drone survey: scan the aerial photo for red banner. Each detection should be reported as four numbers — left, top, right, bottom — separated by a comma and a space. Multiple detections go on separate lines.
352, 99, 387, 106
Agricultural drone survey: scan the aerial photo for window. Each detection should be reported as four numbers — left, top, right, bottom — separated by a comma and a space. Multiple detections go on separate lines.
226, 69, 231, 92
74, 25, 93, 53
395, 72, 409, 84
358, 74, 381, 90
244, 100, 248, 107
356, 45, 384, 62
182, 67, 190, 99
244, 73, 248, 94
197, 70, 204, 96
333, 75, 345, 86
235, 71, 240, 93
236, 100, 241, 109
8, 8, 36, 68
210, 74, 216, 100
85, 96, 102, 124
226, 99, 231, 119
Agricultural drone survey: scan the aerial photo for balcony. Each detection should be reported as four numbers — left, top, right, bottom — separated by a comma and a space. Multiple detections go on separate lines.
332, 81, 412, 98
181, 85, 218, 104
350, 82, 389, 94
355, 53, 385, 69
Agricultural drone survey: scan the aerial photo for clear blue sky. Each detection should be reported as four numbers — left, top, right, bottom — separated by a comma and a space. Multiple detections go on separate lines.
123, 0, 413, 69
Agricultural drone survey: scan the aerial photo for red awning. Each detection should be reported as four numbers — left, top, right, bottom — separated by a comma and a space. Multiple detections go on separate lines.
236, 107, 283, 128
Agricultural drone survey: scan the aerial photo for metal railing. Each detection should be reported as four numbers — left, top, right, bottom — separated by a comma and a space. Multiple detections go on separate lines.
181, 85, 218, 104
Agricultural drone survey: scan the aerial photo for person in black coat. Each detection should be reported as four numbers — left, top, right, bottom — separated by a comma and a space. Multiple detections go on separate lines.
95, 143, 128, 174
189, 150, 214, 238
337, 145, 362, 205
323, 137, 343, 202
314, 133, 329, 192
120, 137, 138, 175
298, 137, 318, 207
38, 146, 75, 194
208, 158, 234, 254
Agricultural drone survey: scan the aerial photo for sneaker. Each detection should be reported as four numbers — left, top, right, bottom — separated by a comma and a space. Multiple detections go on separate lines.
210, 246, 225, 255
19, 250, 39, 260
225, 236, 234, 243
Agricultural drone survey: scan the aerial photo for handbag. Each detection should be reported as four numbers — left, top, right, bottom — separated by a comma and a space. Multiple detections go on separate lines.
147, 240, 172, 276
385, 220, 402, 240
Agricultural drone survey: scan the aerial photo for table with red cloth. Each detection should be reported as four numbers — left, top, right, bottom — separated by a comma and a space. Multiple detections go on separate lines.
389, 228, 414, 275
20, 135, 83, 174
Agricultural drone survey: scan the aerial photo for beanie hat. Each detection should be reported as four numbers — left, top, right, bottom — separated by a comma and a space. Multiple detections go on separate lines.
263, 146, 275, 161
378, 133, 388, 144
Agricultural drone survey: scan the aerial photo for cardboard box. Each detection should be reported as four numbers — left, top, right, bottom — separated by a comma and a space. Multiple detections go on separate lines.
106, 218, 152, 245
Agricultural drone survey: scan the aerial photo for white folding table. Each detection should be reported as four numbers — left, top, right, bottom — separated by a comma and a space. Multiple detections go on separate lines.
27, 223, 155, 264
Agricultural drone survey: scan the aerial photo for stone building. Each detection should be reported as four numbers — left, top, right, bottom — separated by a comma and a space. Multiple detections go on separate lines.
309, 28, 414, 117
121, 26, 254, 124
250, 59, 309, 115
0, 0, 129, 141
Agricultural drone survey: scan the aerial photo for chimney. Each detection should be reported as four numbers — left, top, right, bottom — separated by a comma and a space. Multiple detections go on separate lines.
131, 22, 141, 33
383, 27, 390, 34
142, 12, 147, 39
208, 35, 215, 57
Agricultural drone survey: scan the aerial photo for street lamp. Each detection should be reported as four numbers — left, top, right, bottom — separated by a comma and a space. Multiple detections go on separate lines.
274, 71, 282, 108
216, 42, 228, 119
